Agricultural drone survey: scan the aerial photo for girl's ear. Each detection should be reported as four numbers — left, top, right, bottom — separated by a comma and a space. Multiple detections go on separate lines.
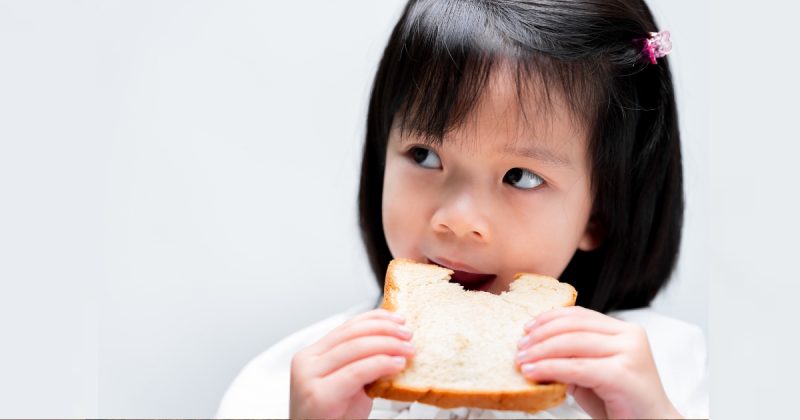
578, 216, 604, 251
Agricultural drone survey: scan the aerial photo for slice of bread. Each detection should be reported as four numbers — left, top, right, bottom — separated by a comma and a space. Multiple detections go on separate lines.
364, 258, 577, 413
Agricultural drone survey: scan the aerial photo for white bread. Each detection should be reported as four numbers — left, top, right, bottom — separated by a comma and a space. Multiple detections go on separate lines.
365, 258, 577, 412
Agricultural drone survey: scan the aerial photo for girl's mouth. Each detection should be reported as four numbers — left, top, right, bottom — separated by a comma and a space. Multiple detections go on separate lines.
450, 270, 497, 291
426, 257, 497, 292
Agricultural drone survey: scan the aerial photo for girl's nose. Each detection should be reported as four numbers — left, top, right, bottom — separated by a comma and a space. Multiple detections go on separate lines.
430, 192, 490, 242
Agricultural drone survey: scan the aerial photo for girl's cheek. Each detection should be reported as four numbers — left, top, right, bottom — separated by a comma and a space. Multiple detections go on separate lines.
382, 166, 431, 256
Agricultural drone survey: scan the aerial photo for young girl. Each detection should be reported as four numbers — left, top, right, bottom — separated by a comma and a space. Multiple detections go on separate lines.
217, 0, 707, 418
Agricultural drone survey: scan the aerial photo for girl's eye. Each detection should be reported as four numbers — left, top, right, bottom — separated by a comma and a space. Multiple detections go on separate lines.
503, 168, 544, 190
409, 147, 442, 169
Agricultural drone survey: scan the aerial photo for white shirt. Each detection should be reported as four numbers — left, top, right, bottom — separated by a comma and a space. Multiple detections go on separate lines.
216, 301, 708, 419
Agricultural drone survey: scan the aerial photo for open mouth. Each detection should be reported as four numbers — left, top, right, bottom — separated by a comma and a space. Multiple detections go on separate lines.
427, 258, 497, 292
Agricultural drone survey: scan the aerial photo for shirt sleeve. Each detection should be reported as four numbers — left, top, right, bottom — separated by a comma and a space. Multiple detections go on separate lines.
670, 325, 708, 419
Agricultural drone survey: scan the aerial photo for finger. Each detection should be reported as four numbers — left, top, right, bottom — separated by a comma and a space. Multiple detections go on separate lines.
316, 335, 415, 378
518, 315, 619, 351
515, 332, 619, 366
525, 306, 626, 333
520, 357, 608, 391
307, 314, 409, 356
318, 354, 408, 402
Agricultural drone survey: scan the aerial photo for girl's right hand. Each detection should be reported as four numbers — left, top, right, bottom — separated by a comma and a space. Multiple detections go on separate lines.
289, 309, 415, 419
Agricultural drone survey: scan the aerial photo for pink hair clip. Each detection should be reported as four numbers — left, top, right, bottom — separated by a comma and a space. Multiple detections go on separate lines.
641, 30, 672, 64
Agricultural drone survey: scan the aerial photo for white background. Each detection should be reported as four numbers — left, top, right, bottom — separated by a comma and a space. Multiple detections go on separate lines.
0, 0, 790, 418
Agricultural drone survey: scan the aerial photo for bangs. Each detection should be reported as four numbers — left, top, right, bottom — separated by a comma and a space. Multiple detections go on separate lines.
391, 0, 612, 145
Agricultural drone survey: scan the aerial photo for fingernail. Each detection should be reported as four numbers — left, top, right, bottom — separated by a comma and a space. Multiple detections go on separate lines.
524, 320, 536, 331
389, 313, 406, 323
518, 335, 530, 349
401, 342, 415, 351
392, 356, 407, 366
522, 363, 536, 375
397, 326, 413, 339
515, 351, 527, 364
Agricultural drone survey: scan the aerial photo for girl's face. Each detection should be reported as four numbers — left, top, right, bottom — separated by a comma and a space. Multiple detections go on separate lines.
382, 68, 599, 294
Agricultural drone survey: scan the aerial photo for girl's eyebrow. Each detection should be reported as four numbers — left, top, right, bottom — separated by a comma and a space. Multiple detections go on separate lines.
502, 144, 572, 167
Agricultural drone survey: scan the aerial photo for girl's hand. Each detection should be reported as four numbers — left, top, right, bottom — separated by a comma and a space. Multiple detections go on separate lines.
516, 306, 682, 419
289, 309, 415, 419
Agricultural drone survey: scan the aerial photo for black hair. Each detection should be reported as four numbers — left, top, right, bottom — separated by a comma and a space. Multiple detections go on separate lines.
358, 0, 683, 313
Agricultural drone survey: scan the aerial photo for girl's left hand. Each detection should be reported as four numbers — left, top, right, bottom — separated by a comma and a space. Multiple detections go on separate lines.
516, 306, 682, 419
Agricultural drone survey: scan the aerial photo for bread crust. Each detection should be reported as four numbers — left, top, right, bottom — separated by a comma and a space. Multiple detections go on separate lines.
364, 259, 575, 413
